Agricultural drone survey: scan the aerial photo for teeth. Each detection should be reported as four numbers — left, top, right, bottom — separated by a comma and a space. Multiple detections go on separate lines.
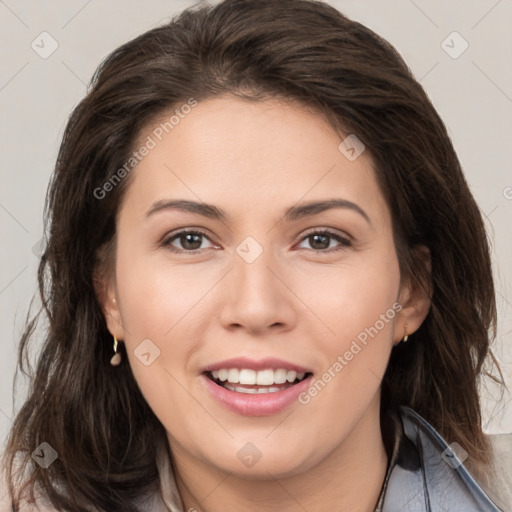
256, 369, 274, 385
227, 368, 239, 383
239, 369, 257, 385
274, 369, 287, 384
210, 368, 308, 386
224, 384, 285, 394
286, 370, 297, 383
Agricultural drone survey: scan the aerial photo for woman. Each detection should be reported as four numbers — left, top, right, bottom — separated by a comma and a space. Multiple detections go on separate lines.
2, 0, 510, 510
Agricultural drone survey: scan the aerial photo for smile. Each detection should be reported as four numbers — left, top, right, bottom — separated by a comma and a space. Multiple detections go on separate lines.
201, 362, 314, 416
207, 368, 309, 394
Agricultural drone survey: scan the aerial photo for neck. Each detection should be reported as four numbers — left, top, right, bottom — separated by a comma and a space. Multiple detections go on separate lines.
171, 399, 388, 512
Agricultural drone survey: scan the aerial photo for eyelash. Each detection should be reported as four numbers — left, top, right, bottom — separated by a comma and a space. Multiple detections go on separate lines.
160, 228, 352, 254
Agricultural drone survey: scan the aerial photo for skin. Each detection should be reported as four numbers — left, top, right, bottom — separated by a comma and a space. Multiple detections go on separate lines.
98, 95, 430, 512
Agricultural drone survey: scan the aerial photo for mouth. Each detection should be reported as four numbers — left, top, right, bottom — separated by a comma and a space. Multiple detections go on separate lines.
200, 357, 314, 415
205, 368, 312, 394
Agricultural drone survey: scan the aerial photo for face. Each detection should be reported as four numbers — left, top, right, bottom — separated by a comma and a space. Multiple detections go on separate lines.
100, 95, 426, 479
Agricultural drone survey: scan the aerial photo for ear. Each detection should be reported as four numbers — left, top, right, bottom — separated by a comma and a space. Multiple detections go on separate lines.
93, 250, 126, 341
393, 245, 432, 345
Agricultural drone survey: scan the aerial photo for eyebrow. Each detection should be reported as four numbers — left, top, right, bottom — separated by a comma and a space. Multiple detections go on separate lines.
146, 198, 371, 224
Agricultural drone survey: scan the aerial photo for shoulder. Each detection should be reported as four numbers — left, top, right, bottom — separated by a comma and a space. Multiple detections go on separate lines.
0, 471, 59, 512
483, 432, 512, 511
0, 463, 174, 512
392, 406, 506, 511
487, 431, 512, 467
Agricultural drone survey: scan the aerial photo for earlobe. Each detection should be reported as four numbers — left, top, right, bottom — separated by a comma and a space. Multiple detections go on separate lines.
93, 270, 125, 341
393, 245, 432, 345
393, 293, 431, 345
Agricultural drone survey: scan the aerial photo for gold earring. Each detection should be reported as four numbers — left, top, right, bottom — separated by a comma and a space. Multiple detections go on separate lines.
110, 336, 122, 366
402, 325, 409, 343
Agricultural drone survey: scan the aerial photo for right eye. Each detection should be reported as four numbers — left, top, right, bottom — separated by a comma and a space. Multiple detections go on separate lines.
161, 229, 216, 253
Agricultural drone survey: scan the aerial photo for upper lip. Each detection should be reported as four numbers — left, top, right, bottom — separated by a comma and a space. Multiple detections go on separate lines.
202, 357, 312, 374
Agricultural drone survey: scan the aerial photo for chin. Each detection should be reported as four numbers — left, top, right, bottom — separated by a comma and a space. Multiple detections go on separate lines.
202, 440, 318, 479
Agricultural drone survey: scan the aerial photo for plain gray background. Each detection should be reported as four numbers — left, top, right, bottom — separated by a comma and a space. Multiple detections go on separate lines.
1, 0, 511, 458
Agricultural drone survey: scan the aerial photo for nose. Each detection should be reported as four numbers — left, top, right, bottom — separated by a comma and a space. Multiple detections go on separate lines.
218, 244, 297, 335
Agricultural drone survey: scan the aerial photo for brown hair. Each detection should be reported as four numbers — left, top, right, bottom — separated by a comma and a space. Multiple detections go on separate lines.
2, 0, 504, 510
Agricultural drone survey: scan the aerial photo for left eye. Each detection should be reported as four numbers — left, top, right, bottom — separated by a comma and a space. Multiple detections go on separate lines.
162, 230, 214, 252
296, 230, 352, 252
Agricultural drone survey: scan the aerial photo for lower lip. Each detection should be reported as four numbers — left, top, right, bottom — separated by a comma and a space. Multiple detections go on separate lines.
201, 374, 313, 416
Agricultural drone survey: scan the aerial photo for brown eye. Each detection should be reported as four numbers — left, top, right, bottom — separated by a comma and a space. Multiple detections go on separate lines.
162, 230, 214, 252
297, 229, 352, 252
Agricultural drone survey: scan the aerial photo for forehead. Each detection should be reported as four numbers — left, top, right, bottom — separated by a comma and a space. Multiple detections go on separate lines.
120, 95, 390, 227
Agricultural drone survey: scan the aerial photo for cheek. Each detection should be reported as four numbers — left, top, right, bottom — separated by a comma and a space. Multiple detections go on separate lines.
113, 246, 214, 412
114, 260, 209, 437
295, 248, 400, 410
115, 239, 219, 339
299, 246, 400, 348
